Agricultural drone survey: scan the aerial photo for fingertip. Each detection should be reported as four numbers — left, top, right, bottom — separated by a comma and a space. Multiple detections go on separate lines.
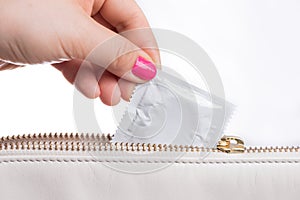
131, 56, 157, 81
111, 85, 121, 106
118, 79, 136, 101
92, 86, 101, 99
77, 82, 100, 99
74, 67, 101, 99
100, 83, 121, 106
109, 52, 157, 84
99, 71, 121, 106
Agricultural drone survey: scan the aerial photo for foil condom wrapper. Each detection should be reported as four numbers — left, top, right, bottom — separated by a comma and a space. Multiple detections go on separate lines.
113, 70, 234, 148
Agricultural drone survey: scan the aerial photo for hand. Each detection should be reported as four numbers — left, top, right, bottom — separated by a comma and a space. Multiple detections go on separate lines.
0, 0, 160, 105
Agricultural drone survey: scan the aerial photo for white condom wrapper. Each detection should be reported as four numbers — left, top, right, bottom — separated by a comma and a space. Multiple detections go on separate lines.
113, 70, 234, 147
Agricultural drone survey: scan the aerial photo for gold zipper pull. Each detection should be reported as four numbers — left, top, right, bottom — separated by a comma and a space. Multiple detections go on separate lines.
217, 136, 245, 153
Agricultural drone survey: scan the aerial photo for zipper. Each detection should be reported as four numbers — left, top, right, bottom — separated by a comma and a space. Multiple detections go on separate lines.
217, 136, 245, 153
0, 133, 299, 154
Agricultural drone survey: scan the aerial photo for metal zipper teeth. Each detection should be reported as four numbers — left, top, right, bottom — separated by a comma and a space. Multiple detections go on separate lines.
0, 133, 299, 153
0, 133, 218, 152
0, 133, 112, 142
245, 146, 300, 153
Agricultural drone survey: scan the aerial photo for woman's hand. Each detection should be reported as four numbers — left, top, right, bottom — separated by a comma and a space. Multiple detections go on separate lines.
0, 0, 160, 105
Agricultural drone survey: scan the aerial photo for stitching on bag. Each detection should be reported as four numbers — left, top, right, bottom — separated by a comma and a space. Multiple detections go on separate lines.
0, 159, 300, 164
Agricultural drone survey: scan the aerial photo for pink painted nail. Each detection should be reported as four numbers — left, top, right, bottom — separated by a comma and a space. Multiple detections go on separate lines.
132, 56, 157, 80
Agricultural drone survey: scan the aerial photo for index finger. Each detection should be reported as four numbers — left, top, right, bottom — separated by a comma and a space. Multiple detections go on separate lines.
99, 0, 161, 65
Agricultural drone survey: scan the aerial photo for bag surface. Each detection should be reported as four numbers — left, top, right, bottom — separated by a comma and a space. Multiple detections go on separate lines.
0, 133, 299, 200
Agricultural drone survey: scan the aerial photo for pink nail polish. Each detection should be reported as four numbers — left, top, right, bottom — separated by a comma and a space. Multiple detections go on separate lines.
132, 56, 157, 80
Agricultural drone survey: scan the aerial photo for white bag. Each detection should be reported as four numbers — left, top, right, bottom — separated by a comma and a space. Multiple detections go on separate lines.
0, 133, 299, 200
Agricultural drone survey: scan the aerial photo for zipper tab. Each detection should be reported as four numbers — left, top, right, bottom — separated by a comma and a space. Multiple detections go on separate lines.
217, 136, 245, 153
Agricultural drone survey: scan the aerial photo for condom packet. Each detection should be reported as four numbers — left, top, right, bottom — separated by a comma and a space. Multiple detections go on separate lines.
113, 70, 234, 148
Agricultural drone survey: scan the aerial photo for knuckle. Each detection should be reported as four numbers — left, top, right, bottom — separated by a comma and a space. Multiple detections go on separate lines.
109, 50, 137, 74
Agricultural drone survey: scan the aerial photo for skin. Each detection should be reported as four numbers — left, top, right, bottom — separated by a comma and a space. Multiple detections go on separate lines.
0, 0, 160, 105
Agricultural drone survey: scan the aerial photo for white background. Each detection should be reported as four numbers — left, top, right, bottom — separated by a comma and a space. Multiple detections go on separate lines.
0, 0, 300, 146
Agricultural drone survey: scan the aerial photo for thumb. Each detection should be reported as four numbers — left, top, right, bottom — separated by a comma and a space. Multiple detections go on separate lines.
73, 17, 157, 83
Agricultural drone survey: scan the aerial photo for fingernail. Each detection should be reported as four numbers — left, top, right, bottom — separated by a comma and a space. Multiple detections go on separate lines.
132, 56, 157, 80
